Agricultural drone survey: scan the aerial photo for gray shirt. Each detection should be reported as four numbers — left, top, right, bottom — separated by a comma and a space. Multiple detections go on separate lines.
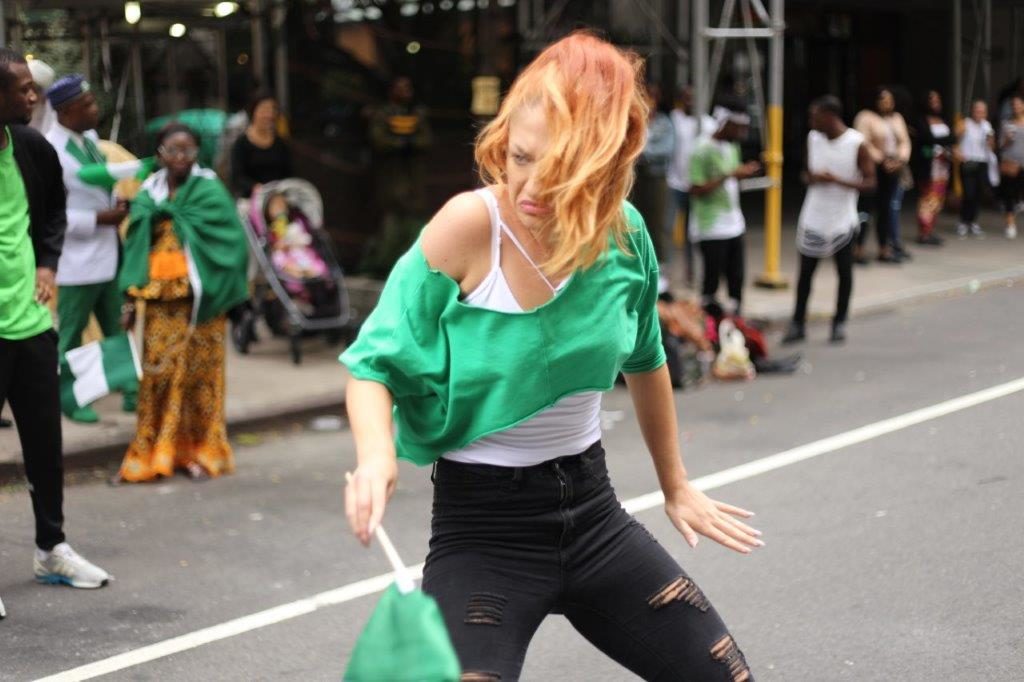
1000, 121, 1024, 164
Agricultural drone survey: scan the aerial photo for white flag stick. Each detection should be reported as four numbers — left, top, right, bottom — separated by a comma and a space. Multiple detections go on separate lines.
346, 472, 416, 594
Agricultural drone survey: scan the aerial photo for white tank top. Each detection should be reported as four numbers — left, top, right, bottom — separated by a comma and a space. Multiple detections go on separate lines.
442, 188, 603, 467
797, 128, 865, 257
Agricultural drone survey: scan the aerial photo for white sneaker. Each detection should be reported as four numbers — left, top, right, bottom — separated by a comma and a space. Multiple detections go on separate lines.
970, 223, 985, 238
1007, 224, 1018, 239
0, 592, 6, 619
34, 543, 112, 589
956, 223, 969, 238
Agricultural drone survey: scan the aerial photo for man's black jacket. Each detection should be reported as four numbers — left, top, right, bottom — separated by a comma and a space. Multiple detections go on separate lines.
8, 124, 66, 270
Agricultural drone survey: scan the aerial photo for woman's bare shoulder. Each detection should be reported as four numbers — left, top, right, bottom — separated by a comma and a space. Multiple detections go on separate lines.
420, 190, 492, 281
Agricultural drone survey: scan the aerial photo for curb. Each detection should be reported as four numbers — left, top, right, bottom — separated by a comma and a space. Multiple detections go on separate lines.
0, 396, 345, 485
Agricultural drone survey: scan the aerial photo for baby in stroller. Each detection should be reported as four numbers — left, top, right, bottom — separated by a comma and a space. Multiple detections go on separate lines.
264, 192, 328, 284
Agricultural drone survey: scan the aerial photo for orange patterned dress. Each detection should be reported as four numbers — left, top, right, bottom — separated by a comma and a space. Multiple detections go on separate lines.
118, 219, 234, 481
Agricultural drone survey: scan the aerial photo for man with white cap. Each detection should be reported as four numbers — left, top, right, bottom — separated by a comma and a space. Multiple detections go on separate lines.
45, 74, 133, 423
27, 57, 56, 134
688, 96, 761, 315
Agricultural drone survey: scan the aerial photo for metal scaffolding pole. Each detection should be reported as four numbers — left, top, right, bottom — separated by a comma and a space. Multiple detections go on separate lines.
982, 0, 991, 100
953, 0, 962, 113
677, 0, 690, 86
272, 0, 289, 114
250, 0, 267, 87
692, 0, 709, 123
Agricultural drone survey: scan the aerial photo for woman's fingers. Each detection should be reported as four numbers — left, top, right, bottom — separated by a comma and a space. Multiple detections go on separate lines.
368, 476, 388, 536
721, 514, 762, 539
668, 514, 699, 548
713, 499, 755, 519
701, 522, 753, 555
714, 516, 764, 549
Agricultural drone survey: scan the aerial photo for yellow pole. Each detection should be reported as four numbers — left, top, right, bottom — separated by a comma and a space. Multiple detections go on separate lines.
756, 0, 787, 289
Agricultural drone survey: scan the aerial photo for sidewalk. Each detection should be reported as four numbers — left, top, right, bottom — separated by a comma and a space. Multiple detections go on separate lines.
1, 211, 1021, 470
666, 209, 1024, 323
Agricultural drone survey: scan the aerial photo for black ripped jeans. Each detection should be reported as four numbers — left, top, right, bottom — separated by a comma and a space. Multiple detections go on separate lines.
422, 442, 751, 681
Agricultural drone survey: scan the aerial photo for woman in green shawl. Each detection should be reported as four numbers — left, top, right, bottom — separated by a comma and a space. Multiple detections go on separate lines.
113, 123, 249, 483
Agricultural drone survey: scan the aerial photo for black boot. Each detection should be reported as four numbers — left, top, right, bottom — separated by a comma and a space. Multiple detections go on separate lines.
830, 321, 847, 344
782, 321, 806, 345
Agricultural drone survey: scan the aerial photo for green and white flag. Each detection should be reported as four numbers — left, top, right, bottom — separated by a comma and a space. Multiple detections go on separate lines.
344, 520, 460, 681
77, 157, 156, 191
60, 334, 142, 414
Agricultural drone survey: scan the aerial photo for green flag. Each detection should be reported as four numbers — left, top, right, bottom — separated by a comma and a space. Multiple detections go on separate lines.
77, 157, 156, 191
344, 584, 461, 681
59, 334, 141, 414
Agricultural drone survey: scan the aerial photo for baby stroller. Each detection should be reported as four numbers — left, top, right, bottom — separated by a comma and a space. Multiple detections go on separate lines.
235, 179, 351, 364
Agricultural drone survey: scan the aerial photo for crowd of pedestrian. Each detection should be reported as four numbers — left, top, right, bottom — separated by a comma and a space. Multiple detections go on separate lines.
628, 78, 1022, 359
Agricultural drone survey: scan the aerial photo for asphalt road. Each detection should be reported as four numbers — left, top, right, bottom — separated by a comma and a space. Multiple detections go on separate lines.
2, 282, 1023, 681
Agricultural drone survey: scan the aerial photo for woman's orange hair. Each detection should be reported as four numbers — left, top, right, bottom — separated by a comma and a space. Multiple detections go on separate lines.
475, 31, 648, 273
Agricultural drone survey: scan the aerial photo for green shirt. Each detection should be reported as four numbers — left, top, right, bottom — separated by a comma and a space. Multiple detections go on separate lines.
0, 128, 52, 340
689, 137, 746, 241
340, 202, 665, 465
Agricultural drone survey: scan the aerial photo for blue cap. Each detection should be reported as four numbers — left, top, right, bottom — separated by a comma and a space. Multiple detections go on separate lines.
46, 74, 91, 109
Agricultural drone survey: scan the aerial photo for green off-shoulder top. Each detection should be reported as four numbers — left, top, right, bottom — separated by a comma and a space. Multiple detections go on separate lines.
340, 201, 666, 465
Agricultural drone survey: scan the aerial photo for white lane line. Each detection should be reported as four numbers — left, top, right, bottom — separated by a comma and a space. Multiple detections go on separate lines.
37, 376, 1024, 682
34, 565, 425, 682
625, 375, 1024, 514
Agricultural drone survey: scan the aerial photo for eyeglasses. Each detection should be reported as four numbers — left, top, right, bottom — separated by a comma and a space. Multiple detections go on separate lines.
158, 145, 198, 160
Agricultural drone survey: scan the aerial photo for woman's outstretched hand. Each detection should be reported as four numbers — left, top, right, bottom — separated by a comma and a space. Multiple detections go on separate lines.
664, 481, 763, 555
345, 459, 398, 547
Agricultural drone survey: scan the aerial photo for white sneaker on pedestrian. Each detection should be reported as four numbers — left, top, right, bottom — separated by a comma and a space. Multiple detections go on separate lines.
1007, 224, 1018, 239
956, 223, 969, 238
34, 543, 112, 589
0, 592, 6, 619
970, 223, 985, 238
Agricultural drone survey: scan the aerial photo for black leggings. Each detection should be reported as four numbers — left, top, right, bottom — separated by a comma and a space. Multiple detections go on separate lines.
960, 162, 988, 223
699, 235, 745, 314
792, 238, 854, 326
0, 330, 65, 550
1000, 171, 1024, 213
857, 166, 897, 250
422, 443, 751, 682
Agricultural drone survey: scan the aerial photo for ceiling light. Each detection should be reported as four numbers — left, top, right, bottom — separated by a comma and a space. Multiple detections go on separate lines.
364, 6, 383, 19
169, 23, 187, 38
124, 1, 142, 25
214, 2, 239, 18
406, 41, 422, 54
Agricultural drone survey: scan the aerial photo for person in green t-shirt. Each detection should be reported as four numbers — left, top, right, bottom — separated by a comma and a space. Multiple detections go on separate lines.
688, 97, 761, 315
341, 34, 761, 681
0, 49, 111, 613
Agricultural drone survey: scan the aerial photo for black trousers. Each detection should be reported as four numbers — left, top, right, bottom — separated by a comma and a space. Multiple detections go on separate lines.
0, 330, 65, 550
792, 238, 854, 326
698, 234, 745, 314
960, 162, 987, 224
857, 165, 897, 249
1000, 171, 1024, 213
422, 443, 751, 682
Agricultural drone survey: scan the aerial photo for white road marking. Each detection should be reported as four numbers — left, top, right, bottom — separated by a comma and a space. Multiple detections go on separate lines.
36, 376, 1024, 681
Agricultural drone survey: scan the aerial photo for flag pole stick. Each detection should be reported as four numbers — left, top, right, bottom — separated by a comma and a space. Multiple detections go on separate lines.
373, 525, 416, 594
346, 472, 416, 594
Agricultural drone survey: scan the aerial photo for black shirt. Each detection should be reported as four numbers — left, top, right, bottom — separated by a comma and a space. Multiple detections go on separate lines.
9, 124, 66, 271
230, 133, 294, 198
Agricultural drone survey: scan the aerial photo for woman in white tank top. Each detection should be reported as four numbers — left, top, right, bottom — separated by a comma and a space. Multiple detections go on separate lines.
343, 33, 763, 681
784, 96, 876, 346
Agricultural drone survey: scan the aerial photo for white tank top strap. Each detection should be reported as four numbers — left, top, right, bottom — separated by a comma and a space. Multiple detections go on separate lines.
472, 188, 502, 272
499, 223, 557, 294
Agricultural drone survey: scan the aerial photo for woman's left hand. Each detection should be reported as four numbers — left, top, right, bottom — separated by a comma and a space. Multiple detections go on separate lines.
664, 481, 763, 555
